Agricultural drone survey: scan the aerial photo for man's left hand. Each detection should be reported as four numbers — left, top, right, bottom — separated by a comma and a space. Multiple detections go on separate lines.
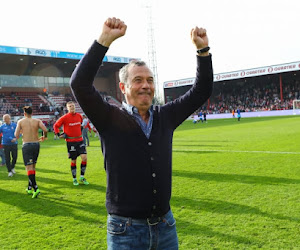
39, 136, 47, 142
191, 27, 209, 56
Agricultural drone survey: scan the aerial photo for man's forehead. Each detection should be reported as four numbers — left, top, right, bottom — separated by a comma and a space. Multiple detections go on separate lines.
128, 65, 153, 77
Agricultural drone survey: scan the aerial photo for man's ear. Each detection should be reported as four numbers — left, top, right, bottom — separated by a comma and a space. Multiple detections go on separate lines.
119, 82, 126, 94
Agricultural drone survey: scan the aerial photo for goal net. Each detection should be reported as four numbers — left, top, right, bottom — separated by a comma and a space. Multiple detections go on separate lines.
293, 100, 300, 115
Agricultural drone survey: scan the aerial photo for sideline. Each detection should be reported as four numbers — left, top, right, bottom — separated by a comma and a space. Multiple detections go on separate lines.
173, 148, 300, 155
188, 109, 300, 120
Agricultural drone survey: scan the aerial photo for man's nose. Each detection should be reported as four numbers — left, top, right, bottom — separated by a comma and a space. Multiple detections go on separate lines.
141, 80, 150, 88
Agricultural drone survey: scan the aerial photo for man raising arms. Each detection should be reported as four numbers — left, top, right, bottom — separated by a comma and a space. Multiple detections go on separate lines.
15, 106, 48, 198
53, 101, 89, 186
70, 17, 213, 249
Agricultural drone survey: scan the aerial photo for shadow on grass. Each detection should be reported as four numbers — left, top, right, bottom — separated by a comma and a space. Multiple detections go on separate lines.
172, 196, 300, 223
35, 168, 67, 175
173, 144, 223, 147
176, 217, 256, 246
172, 170, 300, 185
174, 139, 233, 143
0, 172, 106, 193
0, 188, 106, 224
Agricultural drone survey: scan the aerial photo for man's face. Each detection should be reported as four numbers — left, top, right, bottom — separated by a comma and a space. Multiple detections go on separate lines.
120, 65, 155, 111
67, 103, 76, 113
3, 115, 11, 124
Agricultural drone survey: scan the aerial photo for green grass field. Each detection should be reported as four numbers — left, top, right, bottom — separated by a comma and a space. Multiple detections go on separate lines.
0, 115, 300, 249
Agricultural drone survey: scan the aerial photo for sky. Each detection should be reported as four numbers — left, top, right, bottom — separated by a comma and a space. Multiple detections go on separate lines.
1, 0, 300, 96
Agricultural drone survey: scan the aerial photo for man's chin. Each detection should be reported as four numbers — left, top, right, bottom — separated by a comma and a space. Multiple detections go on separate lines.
141, 98, 152, 105
136, 101, 152, 109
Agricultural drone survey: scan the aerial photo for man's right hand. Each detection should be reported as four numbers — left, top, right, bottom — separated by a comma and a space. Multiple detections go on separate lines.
58, 132, 66, 139
97, 17, 127, 47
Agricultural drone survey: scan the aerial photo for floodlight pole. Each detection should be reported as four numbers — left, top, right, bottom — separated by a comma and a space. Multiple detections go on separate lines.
144, 0, 162, 104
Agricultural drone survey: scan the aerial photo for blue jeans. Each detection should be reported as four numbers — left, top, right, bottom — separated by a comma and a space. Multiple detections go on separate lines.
82, 128, 89, 146
107, 210, 178, 250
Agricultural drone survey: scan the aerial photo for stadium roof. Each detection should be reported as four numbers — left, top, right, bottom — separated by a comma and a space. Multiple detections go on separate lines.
164, 60, 300, 89
0, 44, 138, 77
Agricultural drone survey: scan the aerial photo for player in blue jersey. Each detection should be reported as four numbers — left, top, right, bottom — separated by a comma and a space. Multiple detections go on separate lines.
237, 108, 241, 121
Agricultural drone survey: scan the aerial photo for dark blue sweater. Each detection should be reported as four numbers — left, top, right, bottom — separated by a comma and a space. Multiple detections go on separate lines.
70, 41, 213, 218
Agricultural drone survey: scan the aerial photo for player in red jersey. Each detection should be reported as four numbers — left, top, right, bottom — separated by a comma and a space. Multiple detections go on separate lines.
53, 101, 89, 186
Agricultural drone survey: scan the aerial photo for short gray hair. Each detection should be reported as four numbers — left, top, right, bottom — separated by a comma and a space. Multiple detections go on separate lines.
3, 114, 10, 120
119, 60, 149, 84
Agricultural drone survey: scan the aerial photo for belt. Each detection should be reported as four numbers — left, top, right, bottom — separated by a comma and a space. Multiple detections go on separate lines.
109, 213, 167, 226
67, 135, 82, 139
23, 142, 39, 146
60, 132, 82, 139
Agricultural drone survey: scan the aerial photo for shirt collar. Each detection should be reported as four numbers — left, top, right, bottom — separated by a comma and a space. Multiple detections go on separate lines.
122, 102, 153, 115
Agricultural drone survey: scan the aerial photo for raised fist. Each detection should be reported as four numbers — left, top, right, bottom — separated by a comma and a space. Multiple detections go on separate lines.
97, 17, 127, 47
191, 27, 209, 50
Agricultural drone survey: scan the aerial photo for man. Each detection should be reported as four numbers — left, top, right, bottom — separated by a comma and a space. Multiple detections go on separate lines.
70, 17, 213, 249
53, 101, 89, 186
81, 115, 91, 146
15, 106, 48, 198
0, 121, 6, 166
237, 108, 241, 121
198, 110, 203, 123
203, 111, 207, 123
0, 114, 18, 177
193, 113, 199, 124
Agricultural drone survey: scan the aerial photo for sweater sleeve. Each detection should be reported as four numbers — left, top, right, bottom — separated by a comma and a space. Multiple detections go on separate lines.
53, 116, 64, 134
70, 41, 110, 132
162, 54, 214, 129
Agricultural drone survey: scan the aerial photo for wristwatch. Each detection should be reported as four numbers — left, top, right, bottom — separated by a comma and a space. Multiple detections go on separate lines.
197, 46, 210, 54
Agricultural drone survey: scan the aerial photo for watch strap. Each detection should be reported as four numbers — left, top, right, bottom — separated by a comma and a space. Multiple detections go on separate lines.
197, 46, 210, 54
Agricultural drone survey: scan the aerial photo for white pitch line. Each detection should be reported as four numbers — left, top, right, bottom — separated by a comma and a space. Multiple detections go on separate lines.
39, 145, 300, 155
173, 148, 300, 155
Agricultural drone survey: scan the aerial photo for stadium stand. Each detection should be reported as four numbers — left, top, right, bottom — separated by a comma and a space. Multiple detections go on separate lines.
0, 91, 52, 116
164, 62, 300, 114
0, 43, 133, 121
207, 78, 300, 113
207, 80, 299, 113
0, 91, 121, 117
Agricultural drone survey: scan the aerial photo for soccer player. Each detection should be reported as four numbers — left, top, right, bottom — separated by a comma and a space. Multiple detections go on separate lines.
198, 110, 203, 123
53, 101, 89, 186
15, 106, 48, 198
237, 108, 241, 121
0, 114, 18, 177
193, 113, 199, 124
203, 111, 207, 123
